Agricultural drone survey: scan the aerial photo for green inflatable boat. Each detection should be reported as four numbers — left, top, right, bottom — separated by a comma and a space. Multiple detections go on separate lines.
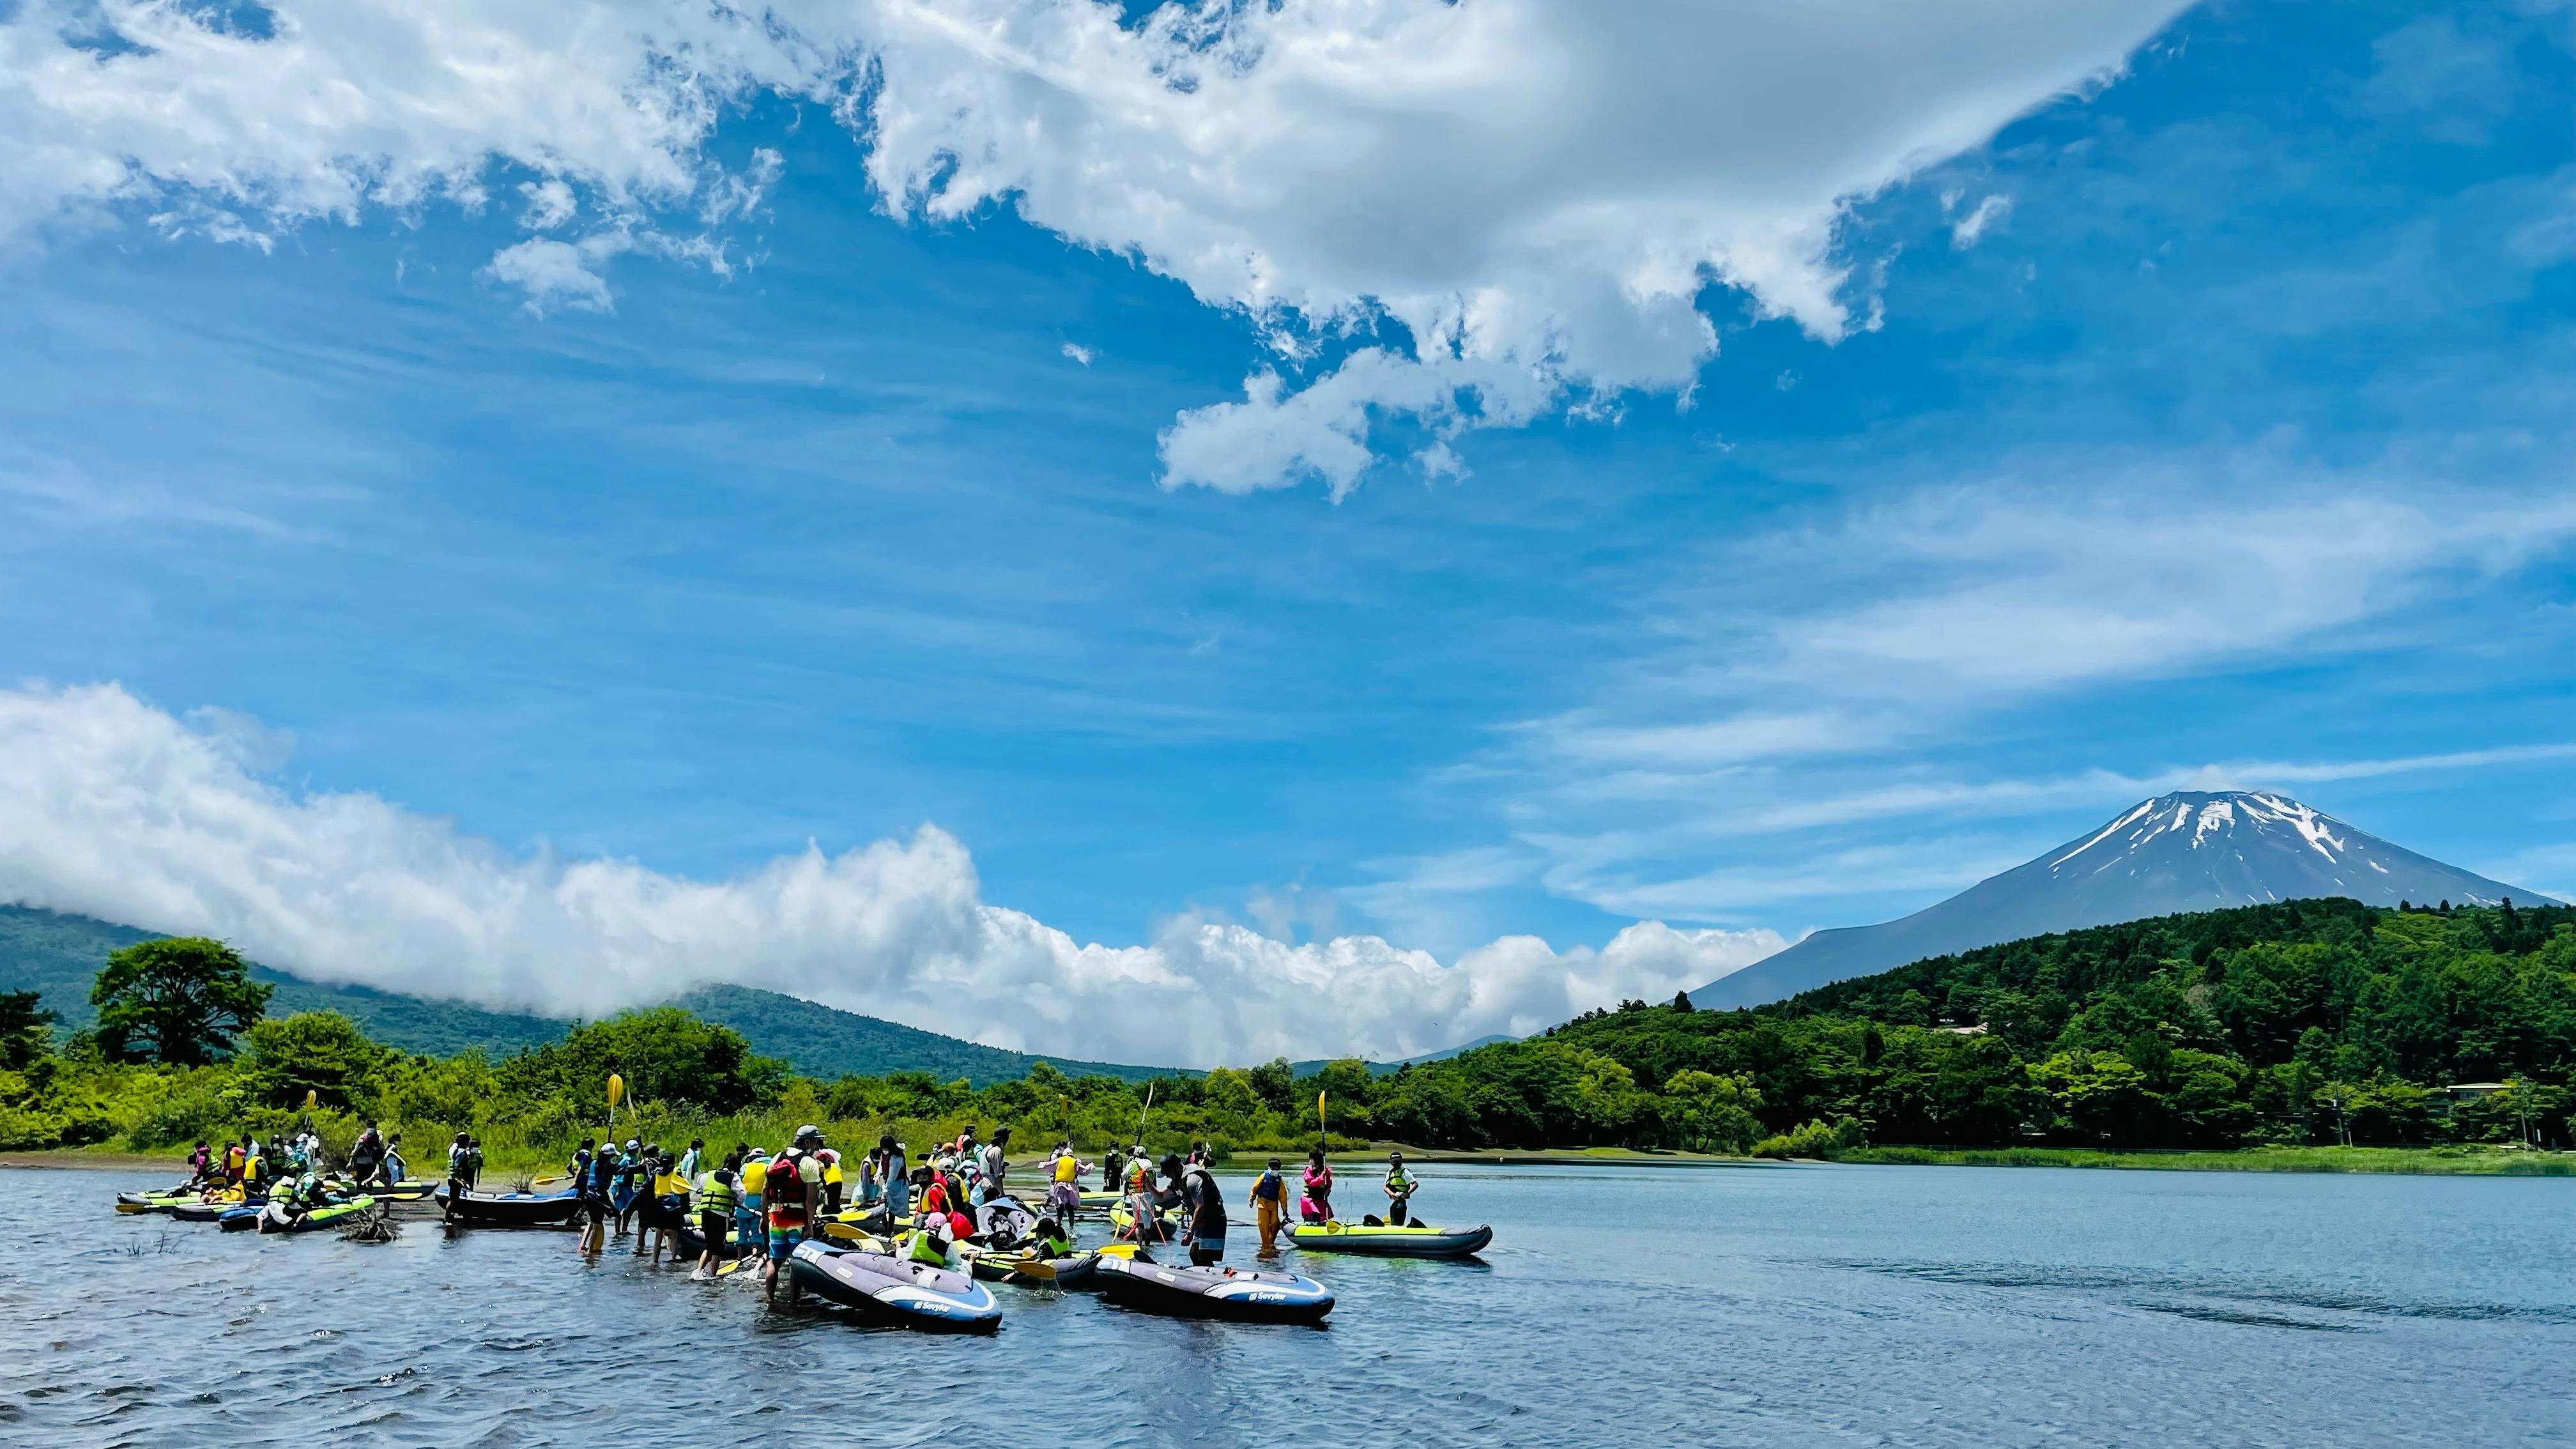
1289, 1220, 1492, 1257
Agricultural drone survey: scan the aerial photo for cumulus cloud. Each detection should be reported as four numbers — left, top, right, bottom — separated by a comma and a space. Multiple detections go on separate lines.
482, 237, 617, 315
1, 0, 2191, 493
1060, 341, 1094, 366
0, 684, 1782, 1066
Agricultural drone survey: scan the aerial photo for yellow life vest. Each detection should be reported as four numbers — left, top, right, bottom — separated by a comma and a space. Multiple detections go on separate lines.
1054, 1155, 1080, 1184
742, 1160, 769, 1194
824, 1156, 842, 1186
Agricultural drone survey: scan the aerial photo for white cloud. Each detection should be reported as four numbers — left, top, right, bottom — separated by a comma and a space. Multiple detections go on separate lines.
0, 683, 1782, 1066
0, 0, 2191, 490
1481, 457, 2576, 922
1060, 341, 1094, 366
1951, 194, 2013, 249
519, 179, 577, 232
482, 237, 616, 316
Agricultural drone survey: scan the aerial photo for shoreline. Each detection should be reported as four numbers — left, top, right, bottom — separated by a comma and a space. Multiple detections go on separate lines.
1830, 1145, 2576, 1176
19, 1143, 2573, 1180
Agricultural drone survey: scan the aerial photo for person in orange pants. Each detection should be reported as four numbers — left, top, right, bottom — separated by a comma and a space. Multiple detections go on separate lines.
1248, 1156, 1290, 1254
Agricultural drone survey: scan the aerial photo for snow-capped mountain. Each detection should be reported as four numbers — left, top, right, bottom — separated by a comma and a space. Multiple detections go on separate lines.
1691, 790, 2544, 1009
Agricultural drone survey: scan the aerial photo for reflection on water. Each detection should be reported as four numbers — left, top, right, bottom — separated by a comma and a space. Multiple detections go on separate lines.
4, 1162, 2572, 1446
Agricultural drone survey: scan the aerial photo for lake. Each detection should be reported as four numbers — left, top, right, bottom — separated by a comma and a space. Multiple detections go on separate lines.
4, 1161, 2571, 1446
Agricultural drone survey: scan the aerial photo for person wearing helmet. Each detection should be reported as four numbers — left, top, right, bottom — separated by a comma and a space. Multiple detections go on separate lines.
1381, 1151, 1418, 1227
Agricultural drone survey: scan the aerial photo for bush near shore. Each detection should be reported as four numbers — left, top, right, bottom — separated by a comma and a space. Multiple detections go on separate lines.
3, 897, 2571, 1169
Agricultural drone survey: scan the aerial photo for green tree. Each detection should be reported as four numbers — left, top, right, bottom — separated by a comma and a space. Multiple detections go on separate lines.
1661, 1069, 1761, 1153
91, 938, 272, 1066
245, 1011, 392, 1112
0, 990, 54, 1071
498, 1006, 785, 1116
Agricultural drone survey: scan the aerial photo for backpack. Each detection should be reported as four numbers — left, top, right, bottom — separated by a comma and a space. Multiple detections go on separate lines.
767, 1153, 809, 1209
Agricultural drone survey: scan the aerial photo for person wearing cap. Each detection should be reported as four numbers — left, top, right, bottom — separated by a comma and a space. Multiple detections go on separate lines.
760, 1127, 825, 1303
1381, 1151, 1418, 1226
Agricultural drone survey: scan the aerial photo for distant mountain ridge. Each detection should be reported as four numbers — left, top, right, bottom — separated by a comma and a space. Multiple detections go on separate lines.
0, 905, 1179, 1085
1692, 790, 2546, 1010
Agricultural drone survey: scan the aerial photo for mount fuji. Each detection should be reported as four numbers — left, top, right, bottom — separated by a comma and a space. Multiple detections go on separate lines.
1690, 790, 2547, 1009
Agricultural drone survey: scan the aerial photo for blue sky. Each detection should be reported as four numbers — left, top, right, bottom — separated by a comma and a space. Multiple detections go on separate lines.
1, 0, 2572, 1062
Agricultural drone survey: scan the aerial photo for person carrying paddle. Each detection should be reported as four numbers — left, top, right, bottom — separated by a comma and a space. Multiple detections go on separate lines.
1380, 1151, 1419, 1227
1047, 1142, 1087, 1220
1248, 1157, 1289, 1254
574, 1138, 617, 1254
1301, 1149, 1334, 1225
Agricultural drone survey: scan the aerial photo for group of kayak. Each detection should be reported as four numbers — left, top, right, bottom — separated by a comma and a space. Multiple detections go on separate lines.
118, 1124, 436, 1235
424, 1126, 1491, 1333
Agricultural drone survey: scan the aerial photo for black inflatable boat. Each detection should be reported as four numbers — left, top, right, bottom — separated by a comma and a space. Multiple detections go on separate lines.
1094, 1252, 1334, 1324
786, 1240, 1002, 1333
434, 1186, 582, 1227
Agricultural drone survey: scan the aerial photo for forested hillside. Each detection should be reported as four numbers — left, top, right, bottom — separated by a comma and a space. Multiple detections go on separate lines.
1504, 897, 2575, 1149
5, 899, 2568, 1158
0, 907, 1167, 1084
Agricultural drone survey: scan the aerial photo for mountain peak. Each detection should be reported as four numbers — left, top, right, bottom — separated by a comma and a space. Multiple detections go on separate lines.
2050, 790, 2354, 876
1694, 790, 2543, 1009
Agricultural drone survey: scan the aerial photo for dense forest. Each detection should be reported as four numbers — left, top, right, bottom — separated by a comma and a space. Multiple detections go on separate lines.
3, 898, 2569, 1163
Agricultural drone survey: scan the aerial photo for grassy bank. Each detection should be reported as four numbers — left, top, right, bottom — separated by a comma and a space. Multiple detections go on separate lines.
1832, 1144, 2576, 1175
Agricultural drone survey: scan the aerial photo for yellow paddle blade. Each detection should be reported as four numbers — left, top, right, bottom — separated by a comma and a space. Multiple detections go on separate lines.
606, 1073, 624, 1109
1096, 1241, 1140, 1259
1009, 1257, 1059, 1282
303, 1089, 317, 1110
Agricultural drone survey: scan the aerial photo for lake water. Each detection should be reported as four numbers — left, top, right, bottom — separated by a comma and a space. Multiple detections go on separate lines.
4, 1162, 2572, 1446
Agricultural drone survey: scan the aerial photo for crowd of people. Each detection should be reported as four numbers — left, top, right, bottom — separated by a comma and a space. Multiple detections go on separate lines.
493, 1122, 1432, 1300
165, 1121, 425, 1230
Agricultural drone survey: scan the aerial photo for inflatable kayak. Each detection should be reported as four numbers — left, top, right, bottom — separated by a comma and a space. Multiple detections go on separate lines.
257, 1195, 377, 1234
218, 1206, 265, 1232
434, 1186, 582, 1227
786, 1241, 1002, 1334
116, 1188, 198, 1214
969, 1248, 1100, 1289
330, 1177, 436, 1201
1107, 1201, 1182, 1239
1289, 1221, 1493, 1258
1094, 1252, 1334, 1324
169, 1199, 256, 1223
